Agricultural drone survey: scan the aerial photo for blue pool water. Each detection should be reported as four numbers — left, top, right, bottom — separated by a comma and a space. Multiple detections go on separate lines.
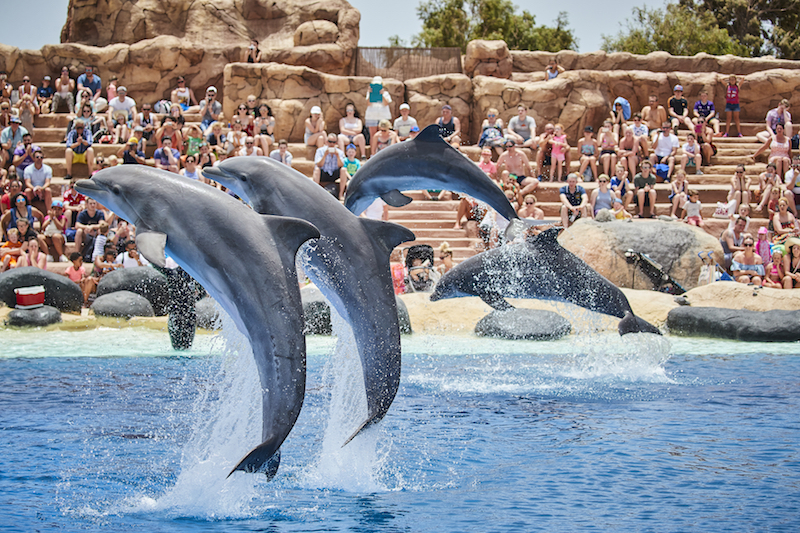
1, 322, 799, 532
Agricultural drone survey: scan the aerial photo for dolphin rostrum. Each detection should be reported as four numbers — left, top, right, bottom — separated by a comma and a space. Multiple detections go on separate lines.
75, 166, 320, 478
343, 124, 518, 223
430, 228, 660, 334
204, 156, 416, 443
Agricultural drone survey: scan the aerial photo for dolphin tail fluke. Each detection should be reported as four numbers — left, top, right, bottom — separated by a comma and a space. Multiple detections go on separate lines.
618, 311, 662, 336
227, 445, 282, 479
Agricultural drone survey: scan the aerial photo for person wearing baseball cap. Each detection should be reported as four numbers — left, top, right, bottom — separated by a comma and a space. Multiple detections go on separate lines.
437, 104, 461, 146
1, 116, 28, 169
305, 105, 326, 149
200, 86, 221, 130
38, 76, 54, 113
394, 103, 418, 141
668, 84, 692, 134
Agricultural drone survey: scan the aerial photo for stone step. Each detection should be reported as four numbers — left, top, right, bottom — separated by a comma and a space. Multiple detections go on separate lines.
33, 112, 203, 129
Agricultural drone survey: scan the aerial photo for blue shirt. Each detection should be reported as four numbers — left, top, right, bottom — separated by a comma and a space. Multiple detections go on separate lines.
66, 128, 93, 154
1, 125, 29, 153
77, 73, 102, 96
37, 86, 54, 99
154, 147, 180, 166
344, 157, 361, 176
314, 146, 345, 175
694, 100, 715, 118
560, 185, 586, 206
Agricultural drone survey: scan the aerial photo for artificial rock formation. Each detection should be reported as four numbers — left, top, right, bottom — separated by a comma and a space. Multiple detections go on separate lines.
464, 40, 512, 79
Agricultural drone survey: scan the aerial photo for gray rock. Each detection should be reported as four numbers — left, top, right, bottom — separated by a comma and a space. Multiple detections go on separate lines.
196, 297, 221, 330
0, 267, 83, 312
91, 290, 155, 318
301, 285, 331, 335
396, 295, 412, 334
96, 266, 169, 315
5, 305, 62, 327
475, 308, 572, 340
674, 296, 691, 306
667, 307, 800, 342
594, 208, 614, 223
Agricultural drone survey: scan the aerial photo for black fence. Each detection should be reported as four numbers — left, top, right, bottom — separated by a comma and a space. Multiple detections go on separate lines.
353, 47, 462, 80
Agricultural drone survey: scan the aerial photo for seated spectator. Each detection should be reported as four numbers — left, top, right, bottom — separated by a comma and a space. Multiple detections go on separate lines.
720, 217, 747, 270
633, 160, 658, 218
338, 103, 367, 158
694, 117, 717, 166
544, 58, 565, 80
477, 148, 497, 182
478, 108, 505, 157
754, 123, 792, 178
549, 124, 568, 182
253, 103, 275, 156
179, 154, 203, 181
731, 236, 764, 286
783, 156, 800, 214
183, 124, 204, 159
598, 120, 618, 176
1, 117, 29, 169
0, 102, 13, 129
199, 86, 222, 132
535, 123, 555, 180
394, 103, 418, 142
517, 194, 544, 219
128, 126, 146, 153
436, 104, 461, 147
205, 121, 226, 158
16, 75, 37, 106
134, 103, 156, 143
16, 236, 46, 269
1, 178, 22, 214
269, 139, 292, 166
305, 106, 326, 149
577, 126, 599, 181
343, 144, 361, 178
669, 170, 688, 218
94, 244, 122, 280
692, 90, 720, 135
1, 192, 45, 246
238, 136, 262, 157
756, 163, 783, 213
611, 163, 633, 211
612, 198, 633, 220
313, 133, 348, 199
170, 76, 199, 112
154, 137, 180, 173
156, 116, 183, 151
0, 227, 23, 272
591, 174, 617, 216
64, 120, 95, 179
225, 119, 247, 157
77, 66, 107, 112
650, 122, 679, 181
63, 252, 97, 306
610, 98, 630, 138
69, 102, 106, 142
453, 195, 486, 232
617, 128, 639, 177
560, 173, 589, 227
629, 112, 650, 159
757, 99, 792, 144
107, 86, 136, 143
680, 133, 703, 175
728, 203, 751, 234
0, 74, 11, 105
115, 239, 150, 268
783, 242, 800, 288
245, 94, 259, 115
12, 132, 39, 175
497, 139, 537, 198
755, 226, 770, 263
762, 249, 784, 289
42, 200, 68, 262
23, 149, 52, 209
118, 137, 146, 165
244, 39, 262, 63
668, 85, 693, 134
641, 95, 667, 136
16, 93, 38, 133
772, 198, 799, 244
728, 164, 752, 210
371, 120, 398, 156
53, 66, 75, 113
436, 242, 454, 276
233, 102, 254, 136
504, 104, 536, 149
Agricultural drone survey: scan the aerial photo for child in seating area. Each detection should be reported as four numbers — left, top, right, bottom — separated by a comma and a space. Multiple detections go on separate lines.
0, 227, 23, 272
343, 144, 361, 178
64, 252, 97, 306
755, 227, 771, 263
762, 249, 785, 289
91, 221, 110, 260
683, 189, 704, 228
612, 198, 632, 220
550, 123, 568, 182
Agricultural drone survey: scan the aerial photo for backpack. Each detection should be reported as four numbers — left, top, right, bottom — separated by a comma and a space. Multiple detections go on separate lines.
154, 99, 172, 114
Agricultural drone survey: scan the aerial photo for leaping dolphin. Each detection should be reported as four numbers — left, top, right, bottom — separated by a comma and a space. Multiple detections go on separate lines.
430, 228, 660, 334
75, 166, 321, 478
204, 156, 416, 443
343, 124, 518, 223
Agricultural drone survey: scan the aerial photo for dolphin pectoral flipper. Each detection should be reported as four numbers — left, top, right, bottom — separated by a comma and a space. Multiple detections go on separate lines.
380, 189, 413, 208
480, 292, 515, 311
136, 230, 168, 268
359, 218, 416, 256
228, 445, 281, 479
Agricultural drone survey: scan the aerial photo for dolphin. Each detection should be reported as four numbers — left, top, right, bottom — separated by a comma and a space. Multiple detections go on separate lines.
75, 166, 320, 478
430, 228, 660, 334
343, 124, 518, 223
203, 156, 416, 443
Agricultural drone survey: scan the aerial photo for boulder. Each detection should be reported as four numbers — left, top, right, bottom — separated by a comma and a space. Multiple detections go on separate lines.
475, 309, 572, 340
301, 285, 332, 335
0, 267, 83, 313
96, 267, 169, 316
464, 40, 511, 79
294, 20, 339, 46
559, 218, 724, 292
5, 305, 62, 327
396, 295, 412, 334
196, 297, 222, 330
683, 281, 800, 311
667, 306, 800, 342
91, 291, 155, 318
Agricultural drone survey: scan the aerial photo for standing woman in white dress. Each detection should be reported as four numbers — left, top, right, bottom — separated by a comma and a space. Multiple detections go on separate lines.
364, 76, 392, 148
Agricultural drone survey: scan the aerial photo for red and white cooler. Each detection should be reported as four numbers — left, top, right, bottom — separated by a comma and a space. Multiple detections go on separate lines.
14, 286, 45, 310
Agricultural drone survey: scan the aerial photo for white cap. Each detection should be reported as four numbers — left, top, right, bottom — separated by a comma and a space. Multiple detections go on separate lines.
372, 76, 382, 85
310, 105, 322, 115
206, 86, 217, 93
399, 103, 410, 110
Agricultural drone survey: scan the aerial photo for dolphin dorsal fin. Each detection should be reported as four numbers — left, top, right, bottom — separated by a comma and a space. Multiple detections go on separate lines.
136, 230, 168, 268
261, 214, 321, 260
416, 124, 446, 143
360, 219, 416, 257
380, 189, 413, 208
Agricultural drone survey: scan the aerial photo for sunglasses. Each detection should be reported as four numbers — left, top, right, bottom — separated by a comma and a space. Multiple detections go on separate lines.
736, 171, 744, 174
16, 198, 25, 203
34, 156, 43, 160
246, 142, 254, 145
744, 243, 754, 247
599, 180, 608, 183
525, 201, 534, 205
178, 79, 185, 83
327, 140, 336, 144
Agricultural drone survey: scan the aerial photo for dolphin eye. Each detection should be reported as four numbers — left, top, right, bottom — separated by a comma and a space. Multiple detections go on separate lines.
240, 175, 247, 182
112, 185, 121, 195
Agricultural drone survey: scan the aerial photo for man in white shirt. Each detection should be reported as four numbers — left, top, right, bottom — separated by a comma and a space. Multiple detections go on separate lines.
649, 121, 679, 181
505, 104, 537, 149
23, 149, 53, 209
107, 86, 137, 144
393, 103, 418, 141
115, 239, 150, 268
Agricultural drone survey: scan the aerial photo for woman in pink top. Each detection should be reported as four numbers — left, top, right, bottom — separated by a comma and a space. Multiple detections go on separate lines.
16, 238, 47, 269
754, 123, 792, 178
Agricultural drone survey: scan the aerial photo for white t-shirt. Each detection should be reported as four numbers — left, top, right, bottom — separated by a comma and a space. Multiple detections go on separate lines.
393, 116, 418, 138
108, 96, 136, 117
784, 168, 800, 193
361, 198, 386, 220
654, 132, 679, 157
115, 251, 150, 268
682, 142, 698, 155
24, 163, 53, 188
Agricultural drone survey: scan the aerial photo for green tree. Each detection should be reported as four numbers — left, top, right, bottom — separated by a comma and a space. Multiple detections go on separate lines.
413, 0, 577, 52
679, 0, 800, 59
601, 4, 749, 56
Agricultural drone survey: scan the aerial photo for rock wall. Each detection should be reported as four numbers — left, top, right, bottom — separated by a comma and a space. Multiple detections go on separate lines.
405, 74, 473, 140
510, 50, 800, 75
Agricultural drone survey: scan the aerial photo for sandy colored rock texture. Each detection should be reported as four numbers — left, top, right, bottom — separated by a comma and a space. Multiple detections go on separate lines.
464, 40, 512, 79
684, 282, 800, 311
511, 50, 800, 76
404, 73, 473, 140
559, 218, 724, 293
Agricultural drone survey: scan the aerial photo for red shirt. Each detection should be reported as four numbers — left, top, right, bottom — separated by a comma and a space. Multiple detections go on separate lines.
63, 188, 85, 208
726, 84, 739, 105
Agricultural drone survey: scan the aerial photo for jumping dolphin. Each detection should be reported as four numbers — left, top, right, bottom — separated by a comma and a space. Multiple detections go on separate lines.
430, 228, 660, 334
343, 124, 519, 223
75, 166, 320, 478
204, 157, 416, 443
